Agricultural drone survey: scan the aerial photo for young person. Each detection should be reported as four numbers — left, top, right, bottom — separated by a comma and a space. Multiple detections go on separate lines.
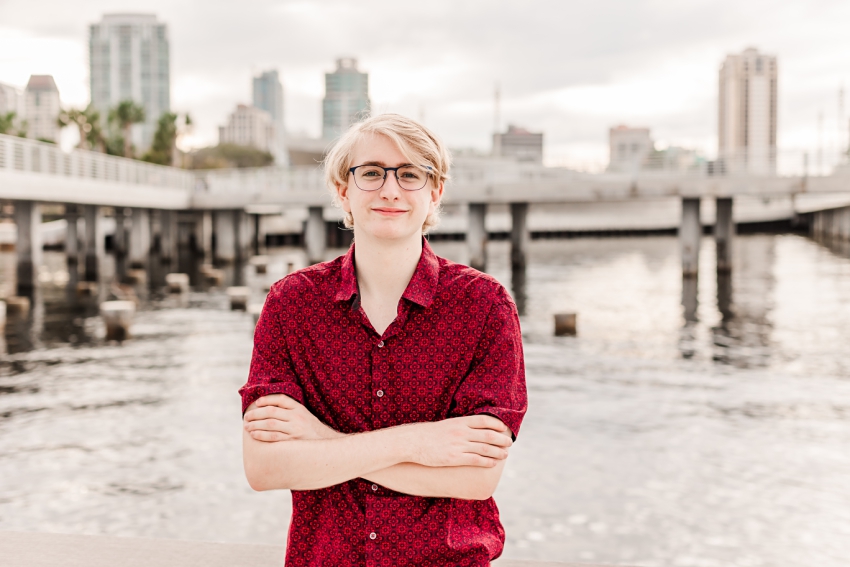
239, 113, 527, 566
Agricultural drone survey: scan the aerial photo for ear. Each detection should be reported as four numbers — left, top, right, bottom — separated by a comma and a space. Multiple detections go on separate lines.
429, 180, 444, 212
337, 181, 352, 214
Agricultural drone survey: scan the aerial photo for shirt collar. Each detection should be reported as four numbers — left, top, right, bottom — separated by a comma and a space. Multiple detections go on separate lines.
334, 238, 440, 309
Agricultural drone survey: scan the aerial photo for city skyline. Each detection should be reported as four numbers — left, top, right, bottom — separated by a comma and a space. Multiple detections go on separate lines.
1, 0, 849, 170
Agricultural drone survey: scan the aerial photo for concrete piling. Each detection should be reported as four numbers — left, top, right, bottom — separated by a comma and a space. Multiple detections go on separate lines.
65, 205, 80, 289
100, 300, 135, 342
510, 202, 530, 270
467, 203, 488, 271
554, 313, 577, 336
165, 273, 190, 294
129, 208, 151, 271
83, 205, 101, 282
0, 301, 5, 329
226, 286, 250, 311
14, 200, 42, 297
680, 197, 701, 278
205, 269, 225, 287
76, 281, 99, 298
715, 198, 734, 273
113, 208, 129, 281
125, 269, 147, 287
305, 206, 326, 265
286, 261, 295, 274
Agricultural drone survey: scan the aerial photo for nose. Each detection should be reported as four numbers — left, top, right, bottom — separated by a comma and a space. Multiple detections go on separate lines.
379, 171, 403, 199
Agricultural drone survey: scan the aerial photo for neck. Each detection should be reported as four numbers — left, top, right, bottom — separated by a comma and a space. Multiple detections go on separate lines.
352, 229, 423, 298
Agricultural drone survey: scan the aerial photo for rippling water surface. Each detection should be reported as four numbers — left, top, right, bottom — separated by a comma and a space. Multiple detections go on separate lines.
1, 234, 849, 567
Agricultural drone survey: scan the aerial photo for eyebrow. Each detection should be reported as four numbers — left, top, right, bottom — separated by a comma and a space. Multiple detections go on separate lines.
359, 160, 415, 168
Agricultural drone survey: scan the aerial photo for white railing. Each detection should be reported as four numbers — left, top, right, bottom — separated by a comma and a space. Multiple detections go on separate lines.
193, 164, 326, 196
0, 133, 195, 191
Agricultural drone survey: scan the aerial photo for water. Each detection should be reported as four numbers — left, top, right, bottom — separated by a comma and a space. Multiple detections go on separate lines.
1, 235, 849, 566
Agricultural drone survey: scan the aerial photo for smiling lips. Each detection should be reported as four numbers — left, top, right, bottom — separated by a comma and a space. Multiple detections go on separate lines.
372, 207, 408, 216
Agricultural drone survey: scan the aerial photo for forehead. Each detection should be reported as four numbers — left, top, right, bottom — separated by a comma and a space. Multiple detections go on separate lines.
350, 132, 414, 167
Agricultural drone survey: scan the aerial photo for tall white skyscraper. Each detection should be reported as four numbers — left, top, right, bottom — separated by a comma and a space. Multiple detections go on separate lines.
322, 58, 370, 141
89, 13, 170, 152
253, 70, 287, 164
24, 75, 61, 143
718, 47, 777, 174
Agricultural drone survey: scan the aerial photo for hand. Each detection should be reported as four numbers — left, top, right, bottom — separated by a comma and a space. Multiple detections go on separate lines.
404, 415, 513, 468
244, 395, 344, 442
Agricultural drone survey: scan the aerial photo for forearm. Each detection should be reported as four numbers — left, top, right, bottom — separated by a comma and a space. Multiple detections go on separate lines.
243, 425, 414, 491
362, 460, 507, 500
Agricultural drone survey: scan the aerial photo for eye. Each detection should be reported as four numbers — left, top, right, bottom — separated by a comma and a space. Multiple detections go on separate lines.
398, 167, 423, 180
358, 167, 384, 178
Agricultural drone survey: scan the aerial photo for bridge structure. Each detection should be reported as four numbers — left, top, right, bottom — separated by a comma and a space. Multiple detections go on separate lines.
2, 132, 849, 296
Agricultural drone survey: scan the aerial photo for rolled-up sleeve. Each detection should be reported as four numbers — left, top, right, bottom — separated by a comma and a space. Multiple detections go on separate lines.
238, 280, 305, 414
448, 300, 527, 439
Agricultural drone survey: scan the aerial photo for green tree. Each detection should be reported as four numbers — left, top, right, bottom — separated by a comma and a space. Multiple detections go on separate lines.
188, 143, 274, 169
0, 111, 28, 137
142, 112, 192, 166
108, 100, 145, 158
57, 107, 95, 149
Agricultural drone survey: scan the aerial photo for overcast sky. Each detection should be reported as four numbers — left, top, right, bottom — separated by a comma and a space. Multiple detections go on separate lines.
1, 0, 849, 169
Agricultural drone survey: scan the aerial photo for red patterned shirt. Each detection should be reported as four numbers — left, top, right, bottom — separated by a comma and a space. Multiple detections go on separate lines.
240, 239, 527, 567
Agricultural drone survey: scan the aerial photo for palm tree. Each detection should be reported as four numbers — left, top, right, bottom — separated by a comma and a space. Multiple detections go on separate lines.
142, 112, 192, 166
108, 100, 145, 158
57, 108, 91, 149
0, 111, 27, 137
83, 108, 107, 153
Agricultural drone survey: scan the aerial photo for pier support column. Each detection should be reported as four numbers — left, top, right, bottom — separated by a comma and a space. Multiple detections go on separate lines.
510, 202, 530, 270
715, 198, 734, 273
159, 209, 177, 272
14, 200, 41, 297
196, 210, 213, 266
305, 206, 326, 265
213, 210, 237, 264
680, 198, 701, 278
129, 208, 151, 270
65, 204, 80, 288
467, 203, 487, 271
113, 208, 128, 281
83, 205, 101, 282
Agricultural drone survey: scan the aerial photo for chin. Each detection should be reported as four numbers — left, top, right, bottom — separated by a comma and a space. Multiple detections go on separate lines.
362, 221, 422, 241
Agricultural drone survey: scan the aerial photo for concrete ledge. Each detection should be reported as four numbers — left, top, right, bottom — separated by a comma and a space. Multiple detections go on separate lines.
0, 531, 620, 567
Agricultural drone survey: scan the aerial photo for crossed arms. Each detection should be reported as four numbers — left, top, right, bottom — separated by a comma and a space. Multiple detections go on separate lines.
242, 394, 514, 500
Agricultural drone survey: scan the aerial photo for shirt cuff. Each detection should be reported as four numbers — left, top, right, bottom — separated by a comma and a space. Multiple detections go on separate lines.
468, 406, 524, 441
239, 381, 305, 415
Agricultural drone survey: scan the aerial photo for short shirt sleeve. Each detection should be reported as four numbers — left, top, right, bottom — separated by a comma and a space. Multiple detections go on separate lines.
448, 300, 527, 439
238, 280, 306, 414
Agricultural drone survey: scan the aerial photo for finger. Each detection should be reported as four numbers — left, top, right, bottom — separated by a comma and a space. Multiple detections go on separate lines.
470, 429, 513, 448
249, 430, 290, 442
256, 395, 298, 409
466, 441, 509, 460
461, 454, 500, 468
466, 415, 508, 432
245, 418, 294, 434
244, 406, 292, 422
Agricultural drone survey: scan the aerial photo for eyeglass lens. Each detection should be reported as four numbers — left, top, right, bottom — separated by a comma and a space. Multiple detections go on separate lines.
353, 166, 428, 191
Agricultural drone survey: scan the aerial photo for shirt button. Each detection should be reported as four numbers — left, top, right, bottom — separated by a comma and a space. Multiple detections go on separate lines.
376, 390, 384, 397
377, 340, 384, 348
369, 532, 377, 540
371, 484, 378, 491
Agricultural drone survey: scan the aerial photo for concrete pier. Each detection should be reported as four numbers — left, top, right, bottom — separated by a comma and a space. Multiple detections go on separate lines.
214, 210, 237, 264
305, 206, 326, 265
197, 210, 213, 266
467, 203, 488, 271
100, 300, 135, 341
83, 205, 101, 282
113, 208, 128, 281
14, 200, 42, 297
715, 198, 734, 273
159, 209, 177, 273
510, 202, 530, 270
680, 198, 701, 278
812, 206, 850, 241
129, 208, 151, 270
65, 205, 80, 289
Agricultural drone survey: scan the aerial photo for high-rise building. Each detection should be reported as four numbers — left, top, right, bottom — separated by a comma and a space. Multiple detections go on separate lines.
718, 47, 777, 174
607, 125, 653, 173
24, 75, 61, 143
493, 125, 544, 163
89, 13, 171, 152
322, 58, 370, 141
253, 70, 287, 164
0, 83, 24, 122
219, 104, 277, 154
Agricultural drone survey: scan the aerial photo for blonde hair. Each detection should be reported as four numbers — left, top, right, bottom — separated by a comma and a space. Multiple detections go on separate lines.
323, 113, 451, 232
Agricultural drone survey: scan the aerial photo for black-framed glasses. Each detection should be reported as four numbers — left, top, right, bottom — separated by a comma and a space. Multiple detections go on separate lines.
348, 164, 431, 191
